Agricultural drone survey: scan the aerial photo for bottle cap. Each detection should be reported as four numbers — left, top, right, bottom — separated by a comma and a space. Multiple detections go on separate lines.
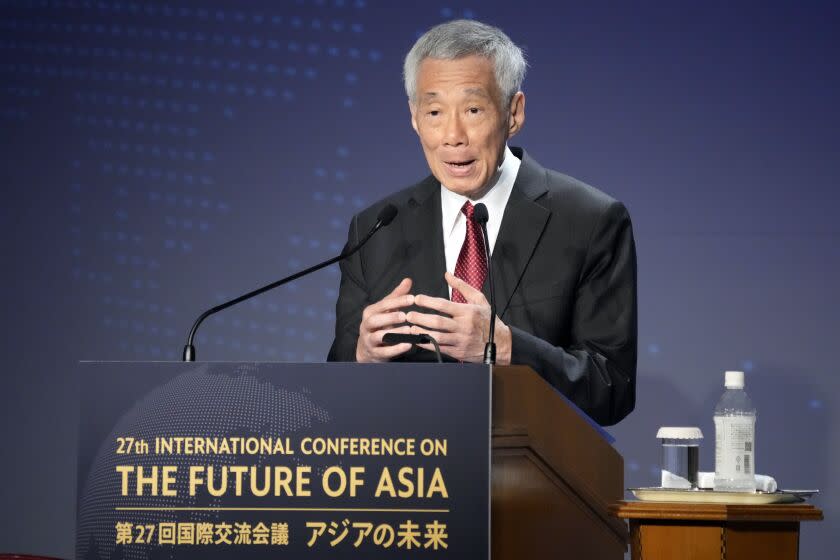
725, 370, 745, 389
656, 427, 703, 439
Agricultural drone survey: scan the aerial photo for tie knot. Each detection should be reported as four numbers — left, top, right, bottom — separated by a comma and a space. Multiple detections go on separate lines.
461, 201, 475, 220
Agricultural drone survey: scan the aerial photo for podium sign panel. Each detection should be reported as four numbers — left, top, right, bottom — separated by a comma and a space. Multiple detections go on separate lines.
76, 362, 490, 559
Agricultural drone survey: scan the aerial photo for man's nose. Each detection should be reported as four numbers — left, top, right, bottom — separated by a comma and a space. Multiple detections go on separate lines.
442, 113, 467, 146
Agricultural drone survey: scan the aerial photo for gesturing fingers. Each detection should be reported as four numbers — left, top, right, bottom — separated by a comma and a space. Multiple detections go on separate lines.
444, 272, 488, 306
369, 324, 414, 359
413, 293, 460, 316
405, 310, 457, 333
410, 329, 460, 347
365, 310, 408, 332
388, 277, 413, 298
406, 274, 494, 363
361, 278, 415, 323
358, 322, 413, 362
356, 278, 415, 363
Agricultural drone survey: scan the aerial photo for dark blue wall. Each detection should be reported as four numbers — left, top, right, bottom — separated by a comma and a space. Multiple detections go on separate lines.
1, 1, 837, 557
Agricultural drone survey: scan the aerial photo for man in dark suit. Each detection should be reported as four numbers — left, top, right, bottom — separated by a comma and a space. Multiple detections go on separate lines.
328, 20, 637, 426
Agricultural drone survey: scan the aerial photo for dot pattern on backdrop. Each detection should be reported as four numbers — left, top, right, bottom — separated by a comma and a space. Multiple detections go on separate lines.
0, 0, 398, 361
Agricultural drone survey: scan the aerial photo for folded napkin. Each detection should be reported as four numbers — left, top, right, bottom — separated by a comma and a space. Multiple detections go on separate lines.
697, 472, 778, 492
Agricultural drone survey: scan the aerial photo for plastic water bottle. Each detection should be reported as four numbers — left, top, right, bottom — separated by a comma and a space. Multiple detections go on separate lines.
713, 370, 757, 492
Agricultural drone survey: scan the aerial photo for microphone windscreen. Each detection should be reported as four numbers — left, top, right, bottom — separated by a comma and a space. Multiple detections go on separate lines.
473, 203, 489, 224
377, 204, 398, 227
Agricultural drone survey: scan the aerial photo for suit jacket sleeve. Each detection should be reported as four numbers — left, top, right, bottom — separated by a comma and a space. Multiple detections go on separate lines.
327, 214, 366, 362
508, 200, 637, 426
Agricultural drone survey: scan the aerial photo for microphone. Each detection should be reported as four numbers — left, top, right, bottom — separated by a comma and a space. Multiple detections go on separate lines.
472, 203, 496, 365
382, 332, 442, 363
182, 204, 399, 361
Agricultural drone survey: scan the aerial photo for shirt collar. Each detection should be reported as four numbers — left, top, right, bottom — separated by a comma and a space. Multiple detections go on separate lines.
440, 145, 521, 238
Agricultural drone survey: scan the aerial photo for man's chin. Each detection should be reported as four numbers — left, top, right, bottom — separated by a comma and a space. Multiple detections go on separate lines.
439, 175, 488, 198
444, 184, 485, 198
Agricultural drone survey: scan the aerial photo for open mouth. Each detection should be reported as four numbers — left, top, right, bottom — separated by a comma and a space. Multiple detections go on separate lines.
445, 159, 476, 169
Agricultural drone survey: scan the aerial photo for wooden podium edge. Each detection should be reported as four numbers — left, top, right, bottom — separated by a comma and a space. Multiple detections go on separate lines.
610, 500, 824, 522
493, 442, 629, 544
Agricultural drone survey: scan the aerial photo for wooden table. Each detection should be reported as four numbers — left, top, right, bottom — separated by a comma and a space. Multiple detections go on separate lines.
611, 501, 823, 560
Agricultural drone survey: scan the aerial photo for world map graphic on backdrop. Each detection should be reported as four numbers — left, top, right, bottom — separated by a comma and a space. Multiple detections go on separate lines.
77, 363, 331, 559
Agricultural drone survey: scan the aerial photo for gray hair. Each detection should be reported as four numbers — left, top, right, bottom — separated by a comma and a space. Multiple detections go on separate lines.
403, 19, 527, 106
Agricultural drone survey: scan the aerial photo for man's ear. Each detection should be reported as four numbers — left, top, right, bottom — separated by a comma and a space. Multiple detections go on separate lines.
507, 91, 526, 138
409, 100, 420, 135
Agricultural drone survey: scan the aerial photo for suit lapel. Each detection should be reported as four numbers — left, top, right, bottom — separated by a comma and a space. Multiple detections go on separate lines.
490, 148, 551, 317
401, 177, 449, 300
401, 148, 551, 312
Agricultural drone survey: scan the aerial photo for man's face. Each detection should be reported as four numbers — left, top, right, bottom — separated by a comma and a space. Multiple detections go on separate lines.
410, 55, 525, 198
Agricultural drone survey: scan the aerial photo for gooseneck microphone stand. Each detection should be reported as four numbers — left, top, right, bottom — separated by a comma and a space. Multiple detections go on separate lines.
472, 203, 496, 365
182, 204, 398, 361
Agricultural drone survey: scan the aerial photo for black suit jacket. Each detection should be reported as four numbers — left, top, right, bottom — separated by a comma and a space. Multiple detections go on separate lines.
327, 148, 637, 426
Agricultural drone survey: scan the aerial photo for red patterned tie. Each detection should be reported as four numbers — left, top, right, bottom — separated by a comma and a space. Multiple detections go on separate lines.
452, 201, 488, 303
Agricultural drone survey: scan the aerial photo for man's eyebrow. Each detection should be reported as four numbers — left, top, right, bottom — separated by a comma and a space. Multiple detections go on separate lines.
418, 88, 492, 102
463, 87, 492, 98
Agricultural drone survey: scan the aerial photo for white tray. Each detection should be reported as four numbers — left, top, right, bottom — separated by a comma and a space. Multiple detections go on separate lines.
628, 487, 817, 505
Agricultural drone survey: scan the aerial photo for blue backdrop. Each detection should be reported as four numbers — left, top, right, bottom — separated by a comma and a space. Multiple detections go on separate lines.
0, 0, 837, 557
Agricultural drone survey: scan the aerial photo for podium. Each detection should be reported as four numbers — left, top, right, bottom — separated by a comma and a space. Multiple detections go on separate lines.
76, 362, 626, 559
492, 366, 627, 559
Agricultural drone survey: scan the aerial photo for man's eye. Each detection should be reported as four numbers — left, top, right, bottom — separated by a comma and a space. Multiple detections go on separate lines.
468, 107, 481, 114
428, 110, 440, 116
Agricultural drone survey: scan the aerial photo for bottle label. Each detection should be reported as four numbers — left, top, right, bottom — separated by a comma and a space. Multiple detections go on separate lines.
714, 416, 755, 480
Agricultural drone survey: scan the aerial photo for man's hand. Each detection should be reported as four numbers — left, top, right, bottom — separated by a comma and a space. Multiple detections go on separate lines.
356, 278, 416, 362
407, 272, 511, 364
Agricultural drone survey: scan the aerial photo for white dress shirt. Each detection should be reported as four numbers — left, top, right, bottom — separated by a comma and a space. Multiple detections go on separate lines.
441, 145, 521, 297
